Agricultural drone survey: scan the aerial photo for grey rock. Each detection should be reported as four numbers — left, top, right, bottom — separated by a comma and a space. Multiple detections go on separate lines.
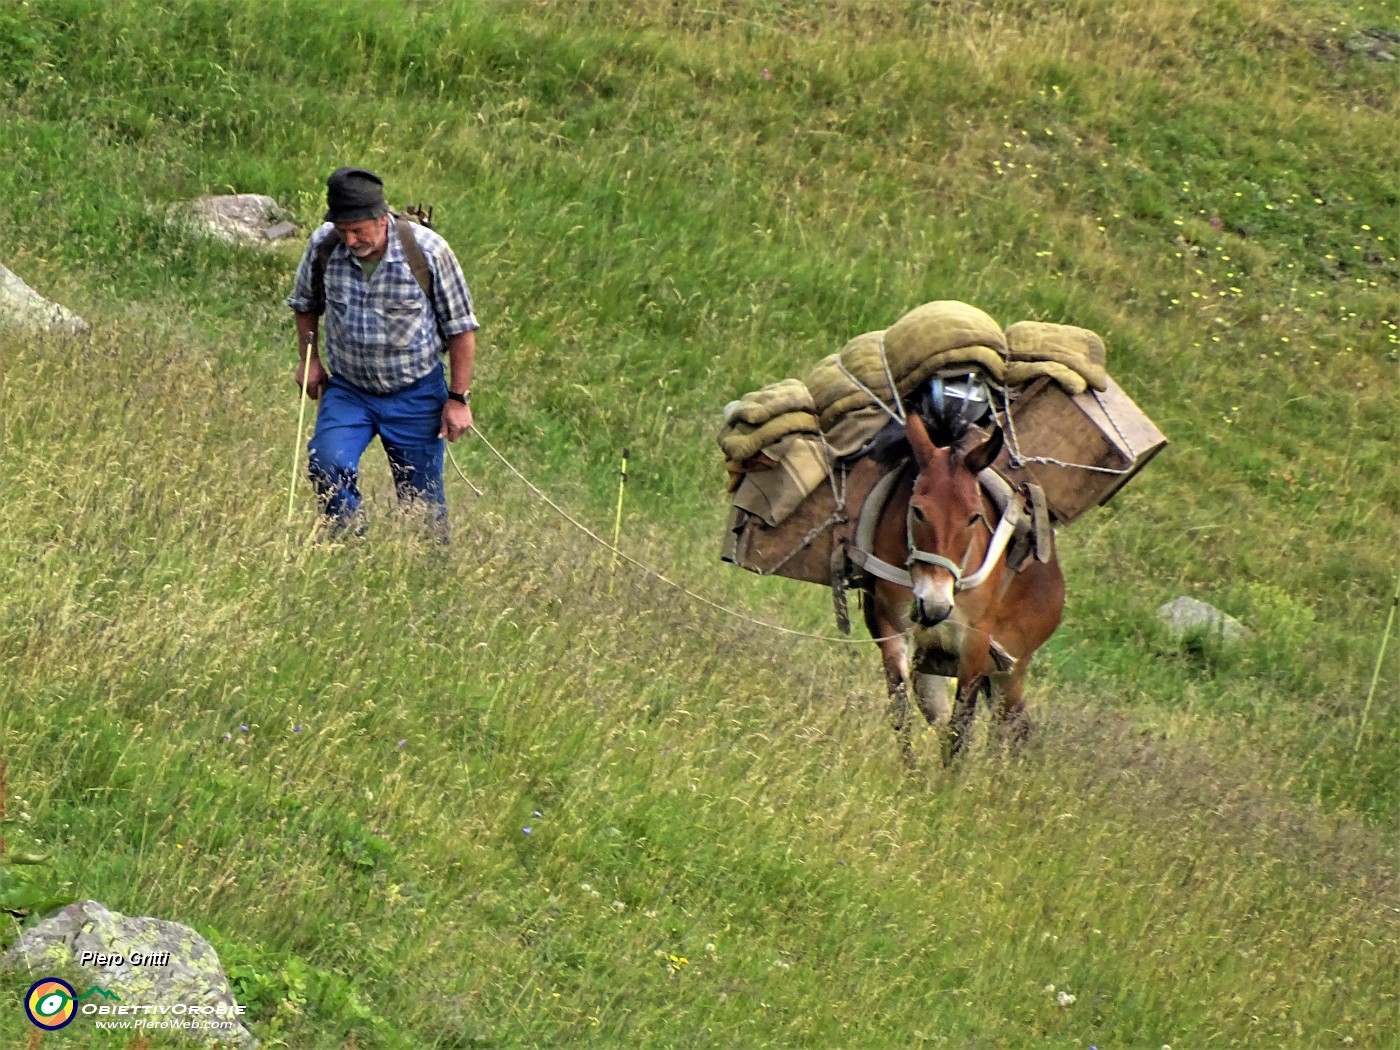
262, 219, 299, 241
1344, 30, 1400, 59
0, 899, 259, 1047
0, 263, 91, 337
181, 193, 297, 247
1156, 596, 1251, 644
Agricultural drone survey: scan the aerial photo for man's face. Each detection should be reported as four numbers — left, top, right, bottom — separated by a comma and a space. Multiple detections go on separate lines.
334, 216, 389, 259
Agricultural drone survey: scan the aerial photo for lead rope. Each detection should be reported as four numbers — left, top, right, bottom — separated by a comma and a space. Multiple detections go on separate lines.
455, 426, 902, 644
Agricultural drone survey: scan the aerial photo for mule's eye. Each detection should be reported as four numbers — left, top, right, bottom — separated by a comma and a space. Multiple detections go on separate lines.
968, 512, 981, 527
911, 506, 925, 523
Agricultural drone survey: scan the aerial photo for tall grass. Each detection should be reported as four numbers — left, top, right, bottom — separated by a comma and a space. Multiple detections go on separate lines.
2, 0, 1398, 1045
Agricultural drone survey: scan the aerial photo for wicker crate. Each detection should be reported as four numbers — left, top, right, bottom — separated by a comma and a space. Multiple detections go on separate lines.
999, 375, 1167, 524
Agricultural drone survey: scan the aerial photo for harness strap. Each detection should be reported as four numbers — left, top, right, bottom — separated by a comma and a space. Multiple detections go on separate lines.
847, 546, 913, 589
958, 500, 1022, 591
976, 467, 1015, 514
849, 460, 917, 588
903, 494, 1023, 593
1028, 481, 1053, 563
854, 460, 911, 556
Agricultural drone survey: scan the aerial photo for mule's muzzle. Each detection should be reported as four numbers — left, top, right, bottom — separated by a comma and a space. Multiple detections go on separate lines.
912, 594, 953, 628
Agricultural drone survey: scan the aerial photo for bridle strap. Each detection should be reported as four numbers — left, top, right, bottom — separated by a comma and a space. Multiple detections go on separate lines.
906, 548, 964, 583
906, 499, 1023, 593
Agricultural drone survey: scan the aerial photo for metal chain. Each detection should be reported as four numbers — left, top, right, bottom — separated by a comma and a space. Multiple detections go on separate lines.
996, 381, 1138, 477
762, 512, 844, 577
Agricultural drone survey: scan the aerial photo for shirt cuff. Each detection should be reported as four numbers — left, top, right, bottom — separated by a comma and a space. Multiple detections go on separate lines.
439, 317, 479, 338
287, 295, 324, 314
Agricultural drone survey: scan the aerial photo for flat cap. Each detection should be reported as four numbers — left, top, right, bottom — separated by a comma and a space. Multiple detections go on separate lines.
324, 166, 388, 224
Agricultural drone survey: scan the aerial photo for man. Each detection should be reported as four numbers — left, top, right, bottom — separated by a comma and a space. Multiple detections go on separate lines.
287, 166, 478, 534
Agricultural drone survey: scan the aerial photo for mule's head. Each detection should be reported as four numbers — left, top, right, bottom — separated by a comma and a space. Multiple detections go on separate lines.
904, 413, 1003, 627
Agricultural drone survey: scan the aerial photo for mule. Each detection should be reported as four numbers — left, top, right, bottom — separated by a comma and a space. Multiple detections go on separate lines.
861, 413, 1065, 764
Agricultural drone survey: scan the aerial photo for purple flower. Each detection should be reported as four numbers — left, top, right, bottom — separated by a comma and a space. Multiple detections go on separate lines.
222, 733, 231, 742
522, 827, 533, 835
240, 725, 249, 732
761, 68, 772, 81
533, 811, 543, 819
293, 725, 303, 733
397, 740, 407, 749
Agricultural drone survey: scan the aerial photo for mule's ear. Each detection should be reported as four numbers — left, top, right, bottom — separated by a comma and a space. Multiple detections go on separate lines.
962, 425, 1004, 475
906, 412, 937, 468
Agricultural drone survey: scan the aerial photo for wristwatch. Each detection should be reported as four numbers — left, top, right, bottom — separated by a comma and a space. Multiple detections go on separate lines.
446, 390, 471, 405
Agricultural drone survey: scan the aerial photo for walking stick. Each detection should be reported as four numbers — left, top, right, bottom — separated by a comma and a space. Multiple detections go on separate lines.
287, 337, 314, 524
1353, 566, 1399, 769
608, 447, 629, 592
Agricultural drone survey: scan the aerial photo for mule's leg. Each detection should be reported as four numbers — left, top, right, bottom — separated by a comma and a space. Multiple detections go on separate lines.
865, 589, 915, 766
989, 664, 1033, 748
913, 673, 954, 726
879, 638, 915, 765
942, 675, 986, 766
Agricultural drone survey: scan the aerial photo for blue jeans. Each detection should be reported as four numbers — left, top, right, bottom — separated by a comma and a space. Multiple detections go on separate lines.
307, 365, 447, 532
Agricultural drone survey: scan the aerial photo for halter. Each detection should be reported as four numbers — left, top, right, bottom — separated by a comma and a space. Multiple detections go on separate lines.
905, 497, 1023, 593
905, 510, 975, 585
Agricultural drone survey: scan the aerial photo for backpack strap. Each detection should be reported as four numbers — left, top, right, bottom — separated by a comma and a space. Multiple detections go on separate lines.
309, 216, 435, 310
310, 234, 336, 313
393, 215, 435, 302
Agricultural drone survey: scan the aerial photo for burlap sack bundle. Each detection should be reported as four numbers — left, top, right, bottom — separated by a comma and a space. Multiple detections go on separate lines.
882, 300, 1008, 380
722, 377, 817, 427
1004, 320, 1109, 392
718, 409, 822, 462
814, 338, 898, 422
888, 344, 1009, 405
816, 346, 1009, 429
728, 431, 832, 526
805, 332, 885, 415
821, 403, 890, 459
1005, 360, 1089, 395
810, 303, 1007, 428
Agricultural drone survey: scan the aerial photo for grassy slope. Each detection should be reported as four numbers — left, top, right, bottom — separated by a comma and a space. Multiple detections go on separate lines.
1, 1, 1398, 1046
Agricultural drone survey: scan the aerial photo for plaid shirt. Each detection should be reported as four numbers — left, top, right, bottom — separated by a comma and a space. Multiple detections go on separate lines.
287, 221, 478, 394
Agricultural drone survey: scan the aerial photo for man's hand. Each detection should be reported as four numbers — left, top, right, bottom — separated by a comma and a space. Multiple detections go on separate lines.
440, 399, 472, 442
295, 355, 329, 400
